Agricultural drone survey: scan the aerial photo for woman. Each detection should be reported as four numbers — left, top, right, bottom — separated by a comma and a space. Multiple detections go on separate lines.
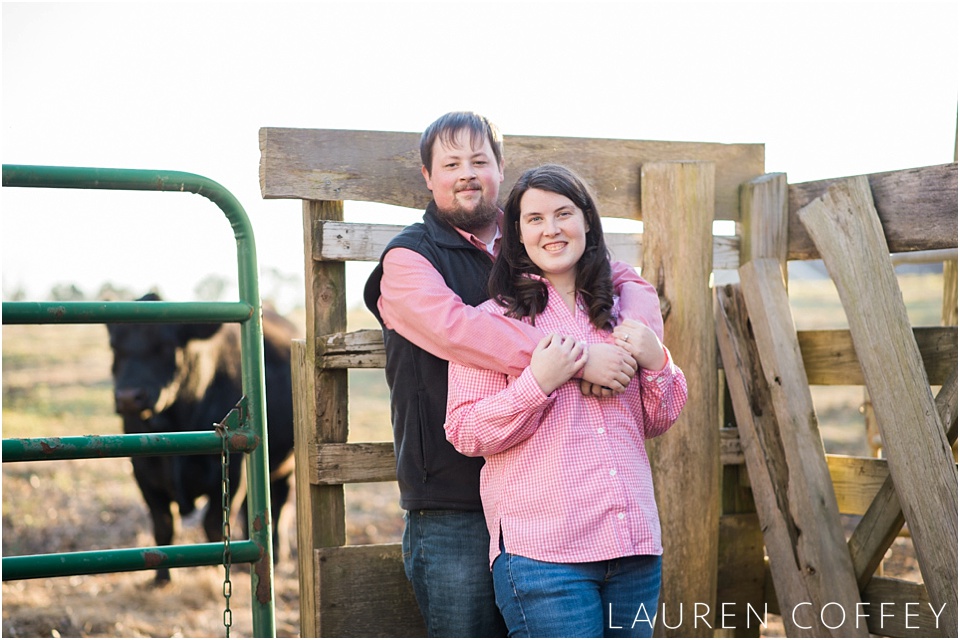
444, 164, 688, 638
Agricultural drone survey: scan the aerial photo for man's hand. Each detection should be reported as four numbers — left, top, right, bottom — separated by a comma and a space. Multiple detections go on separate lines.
579, 379, 615, 398
530, 334, 588, 396
580, 342, 637, 396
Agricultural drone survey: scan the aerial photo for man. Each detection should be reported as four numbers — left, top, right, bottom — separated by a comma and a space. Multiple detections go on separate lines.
363, 111, 662, 637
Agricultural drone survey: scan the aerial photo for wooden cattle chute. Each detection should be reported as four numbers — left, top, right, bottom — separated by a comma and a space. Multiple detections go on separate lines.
260, 127, 957, 638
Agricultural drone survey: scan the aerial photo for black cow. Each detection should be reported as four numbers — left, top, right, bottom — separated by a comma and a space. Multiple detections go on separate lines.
107, 293, 296, 583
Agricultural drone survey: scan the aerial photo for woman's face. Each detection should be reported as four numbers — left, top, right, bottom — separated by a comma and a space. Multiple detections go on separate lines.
518, 188, 589, 283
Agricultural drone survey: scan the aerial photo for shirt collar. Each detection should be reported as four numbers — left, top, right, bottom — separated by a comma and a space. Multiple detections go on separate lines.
452, 209, 504, 256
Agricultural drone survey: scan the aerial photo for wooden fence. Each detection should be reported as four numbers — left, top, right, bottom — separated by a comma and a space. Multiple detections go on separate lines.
259, 126, 957, 638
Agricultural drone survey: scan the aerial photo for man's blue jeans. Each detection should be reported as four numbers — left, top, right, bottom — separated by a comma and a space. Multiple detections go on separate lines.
492, 543, 662, 638
402, 509, 507, 637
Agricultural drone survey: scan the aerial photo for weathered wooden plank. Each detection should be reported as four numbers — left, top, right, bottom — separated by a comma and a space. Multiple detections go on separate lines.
731, 264, 868, 637
722, 427, 903, 515
642, 161, 719, 636
861, 577, 943, 638
716, 282, 852, 637
311, 220, 741, 270
947, 138, 959, 326
311, 326, 958, 383
787, 163, 958, 260
261, 128, 421, 206
827, 455, 890, 515
763, 568, 944, 638
310, 429, 893, 516
316, 544, 426, 637
311, 442, 396, 485
848, 368, 958, 590
799, 175, 958, 636
721, 171, 787, 594
260, 127, 765, 221
298, 199, 349, 637
944, 259, 958, 326
314, 221, 406, 262
719, 427, 745, 466
740, 172, 788, 280
715, 512, 765, 636
798, 326, 956, 386
317, 328, 386, 369
291, 340, 321, 637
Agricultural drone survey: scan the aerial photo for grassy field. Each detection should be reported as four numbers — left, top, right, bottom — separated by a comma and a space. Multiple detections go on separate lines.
1, 271, 948, 637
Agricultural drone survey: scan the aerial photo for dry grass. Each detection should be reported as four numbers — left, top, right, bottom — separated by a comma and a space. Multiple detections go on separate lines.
1, 271, 947, 637
1, 322, 401, 638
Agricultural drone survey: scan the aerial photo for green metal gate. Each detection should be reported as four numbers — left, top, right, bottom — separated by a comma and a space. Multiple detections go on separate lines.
1, 165, 277, 637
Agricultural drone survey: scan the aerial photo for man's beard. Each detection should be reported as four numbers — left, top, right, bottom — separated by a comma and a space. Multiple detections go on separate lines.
436, 197, 500, 235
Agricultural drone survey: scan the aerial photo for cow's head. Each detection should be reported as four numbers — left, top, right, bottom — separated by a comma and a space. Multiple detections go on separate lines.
106, 293, 222, 421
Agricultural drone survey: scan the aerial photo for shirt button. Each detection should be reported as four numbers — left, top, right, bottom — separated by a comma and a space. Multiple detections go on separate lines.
597, 427, 605, 435
609, 469, 617, 477
617, 512, 626, 520
646, 375, 655, 382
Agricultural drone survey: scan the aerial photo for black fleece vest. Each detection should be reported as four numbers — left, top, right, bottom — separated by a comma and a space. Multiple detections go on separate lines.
363, 203, 494, 511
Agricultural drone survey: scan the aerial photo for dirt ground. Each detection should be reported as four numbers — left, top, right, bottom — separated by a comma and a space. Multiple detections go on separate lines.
1, 323, 404, 638
1, 455, 404, 638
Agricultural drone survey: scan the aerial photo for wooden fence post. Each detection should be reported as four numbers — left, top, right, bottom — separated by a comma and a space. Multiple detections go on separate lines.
948, 126, 958, 328
713, 172, 788, 637
641, 161, 719, 636
736, 260, 868, 637
294, 200, 348, 637
944, 259, 958, 326
798, 176, 959, 637
740, 173, 789, 280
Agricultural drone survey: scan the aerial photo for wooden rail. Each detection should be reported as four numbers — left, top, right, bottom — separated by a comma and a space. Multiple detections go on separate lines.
309, 326, 957, 381
309, 220, 742, 269
787, 164, 958, 260
260, 127, 764, 221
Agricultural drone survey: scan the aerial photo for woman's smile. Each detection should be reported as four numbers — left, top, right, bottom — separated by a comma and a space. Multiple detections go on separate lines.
519, 188, 589, 289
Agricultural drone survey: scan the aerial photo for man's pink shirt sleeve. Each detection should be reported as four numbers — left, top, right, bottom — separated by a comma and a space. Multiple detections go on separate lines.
609, 261, 663, 340
378, 248, 663, 377
379, 248, 538, 377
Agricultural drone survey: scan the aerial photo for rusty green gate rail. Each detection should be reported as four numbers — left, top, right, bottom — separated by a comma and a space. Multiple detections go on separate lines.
1, 165, 277, 637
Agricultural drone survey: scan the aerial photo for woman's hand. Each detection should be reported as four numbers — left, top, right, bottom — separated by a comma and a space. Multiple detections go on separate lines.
530, 334, 588, 396
612, 319, 668, 372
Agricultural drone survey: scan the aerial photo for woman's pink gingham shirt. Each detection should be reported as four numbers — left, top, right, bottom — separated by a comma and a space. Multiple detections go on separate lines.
445, 282, 688, 568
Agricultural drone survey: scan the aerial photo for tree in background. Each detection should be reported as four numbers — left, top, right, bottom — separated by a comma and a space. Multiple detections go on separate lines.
49, 283, 86, 301
194, 274, 231, 302
97, 282, 138, 301
260, 266, 302, 314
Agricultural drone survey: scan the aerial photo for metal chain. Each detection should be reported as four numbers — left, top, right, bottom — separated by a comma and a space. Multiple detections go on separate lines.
217, 419, 233, 638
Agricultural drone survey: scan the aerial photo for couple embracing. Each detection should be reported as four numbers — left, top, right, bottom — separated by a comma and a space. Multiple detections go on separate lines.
364, 111, 687, 638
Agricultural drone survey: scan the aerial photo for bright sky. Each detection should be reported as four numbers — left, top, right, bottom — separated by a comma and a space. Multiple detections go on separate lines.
3, 1, 957, 313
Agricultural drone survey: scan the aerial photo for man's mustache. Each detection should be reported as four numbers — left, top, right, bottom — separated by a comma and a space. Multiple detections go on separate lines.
455, 181, 482, 192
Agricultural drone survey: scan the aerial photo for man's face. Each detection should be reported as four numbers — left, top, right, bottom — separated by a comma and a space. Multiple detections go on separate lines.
421, 128, 504, 233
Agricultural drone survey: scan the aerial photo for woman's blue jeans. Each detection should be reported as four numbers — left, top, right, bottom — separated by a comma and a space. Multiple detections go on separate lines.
492, 543, 662, 638
402, 509, 507, 637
